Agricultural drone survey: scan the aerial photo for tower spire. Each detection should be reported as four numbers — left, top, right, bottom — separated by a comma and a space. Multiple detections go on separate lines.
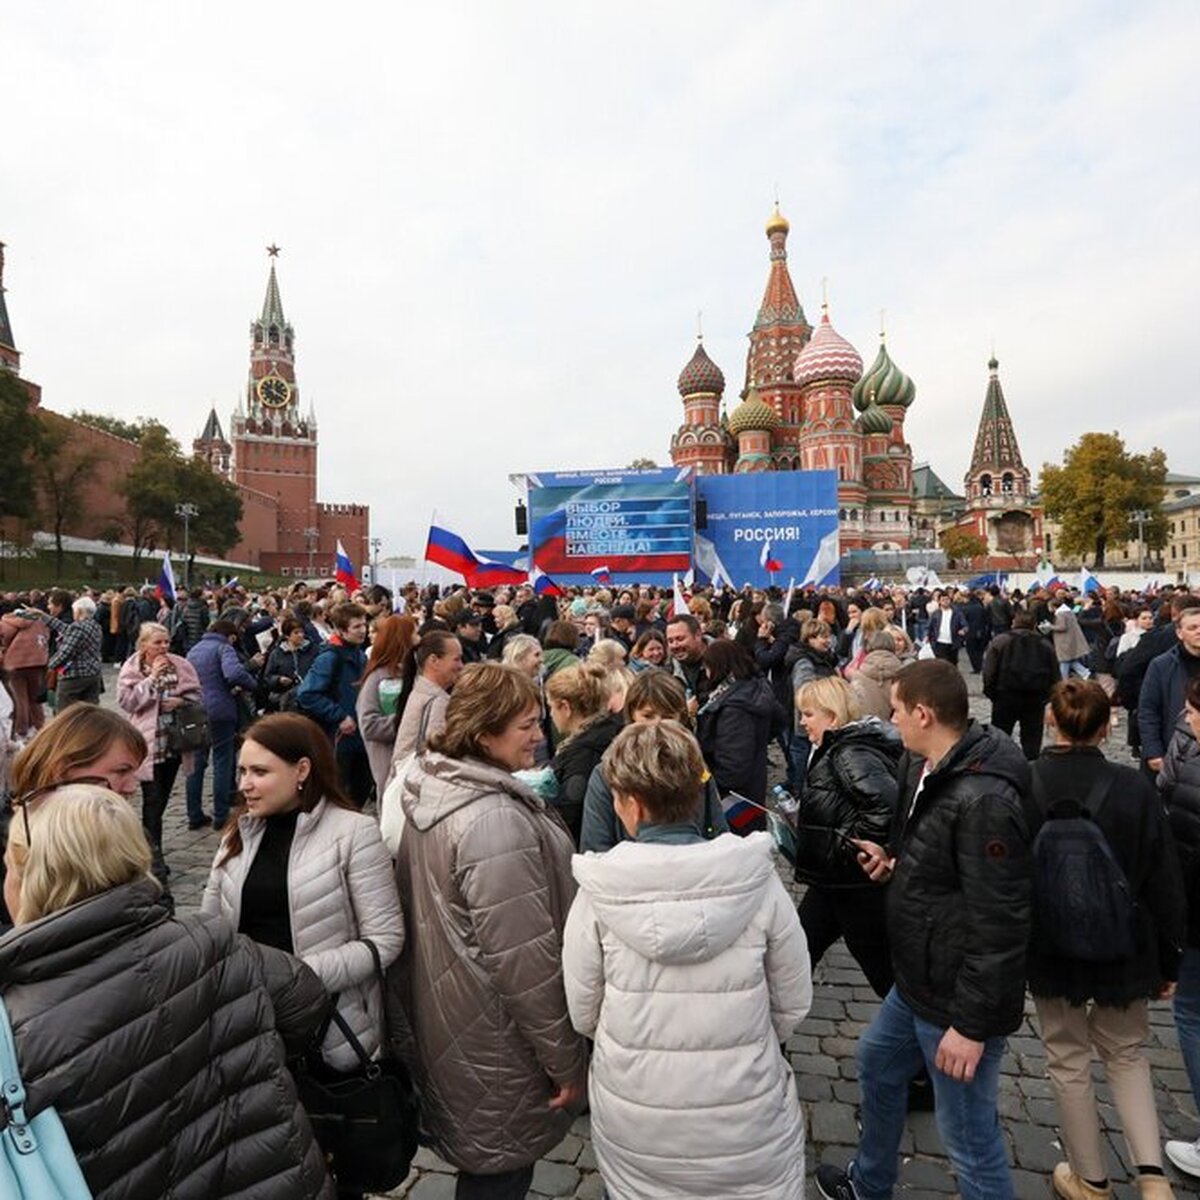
968, 354, 1027, 477
261, 245, 285, 326
0, 241, 16, 360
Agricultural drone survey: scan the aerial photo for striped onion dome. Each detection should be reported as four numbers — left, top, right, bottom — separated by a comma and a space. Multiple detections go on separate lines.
794, 311, 863, 387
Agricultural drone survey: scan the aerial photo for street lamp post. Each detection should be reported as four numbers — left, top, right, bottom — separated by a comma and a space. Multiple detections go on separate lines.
1131, 509, 1149, 573
369, 537, 382, 586
304, 527, 319, 579
175, 503, 199, 589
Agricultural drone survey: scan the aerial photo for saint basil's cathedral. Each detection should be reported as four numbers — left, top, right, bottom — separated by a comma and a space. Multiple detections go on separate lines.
668, 207, 1041, 563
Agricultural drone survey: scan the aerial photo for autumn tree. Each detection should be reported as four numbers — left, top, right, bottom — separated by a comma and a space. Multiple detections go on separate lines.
70, 410, 150, 443
119, 422, 185, 564
938, 526, 988, 565
1039, 433, 1168, 568
34, 412, 107, 578
174, 457, 243, 565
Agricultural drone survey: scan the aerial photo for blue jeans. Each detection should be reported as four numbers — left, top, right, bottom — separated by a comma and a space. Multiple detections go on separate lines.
185, 718, 239, 824
1060, 658, 1092, 680
788, 732, 811, 792
851, 987, 1013, 1200
1175, 947, 1200, 1110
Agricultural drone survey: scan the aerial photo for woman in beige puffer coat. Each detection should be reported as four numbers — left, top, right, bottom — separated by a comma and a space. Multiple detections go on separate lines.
202, 713, 403, 1072
389, 663, 587, 1197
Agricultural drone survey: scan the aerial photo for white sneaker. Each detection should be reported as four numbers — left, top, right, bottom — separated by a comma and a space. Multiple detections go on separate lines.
1165, 1137, 1200, 1178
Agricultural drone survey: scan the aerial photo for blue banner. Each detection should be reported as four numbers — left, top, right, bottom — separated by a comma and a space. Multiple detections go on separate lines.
527, 467, 693, 585
695, 471, 840, 588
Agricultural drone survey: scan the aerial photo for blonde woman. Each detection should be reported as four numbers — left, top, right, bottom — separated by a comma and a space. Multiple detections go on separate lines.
118, 621, 203, 866
548, 661, 624, 845
0, 784, 333, 1198
794, 676, 901, 997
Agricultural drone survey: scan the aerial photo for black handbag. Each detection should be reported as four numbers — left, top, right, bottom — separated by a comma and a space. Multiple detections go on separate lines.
166, 703, 210, 755
295, 941, 420, 1195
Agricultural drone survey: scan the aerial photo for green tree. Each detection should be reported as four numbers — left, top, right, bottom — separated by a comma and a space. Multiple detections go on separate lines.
1039, 433, 1168, 568
34, 412, 107, 578
626, 457, 659, 470
119, 423, 184, 565
70, 410, 151, 443
938, 526, 988, 565
0, 372, 44, 580
174, 457, 244, 565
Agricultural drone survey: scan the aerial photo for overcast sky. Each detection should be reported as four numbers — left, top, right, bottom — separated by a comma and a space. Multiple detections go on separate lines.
5, 1, 1197, 564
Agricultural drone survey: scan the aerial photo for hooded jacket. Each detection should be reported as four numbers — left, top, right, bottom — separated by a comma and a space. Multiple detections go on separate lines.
0, 879, 333, 1200
117, 651, 203, 781
1140, 642, 1200, 762
847, 647, 906, 720
389, 753, 587, 1174
696, 675, 786, 805
296, 638, 368, 753
886, 721, 1035, 1040
552, 712, 624, 845
562, 832, 810, 1199
0, 613, 49, 670
187, 631, 258, 724
794, 717, 902, 887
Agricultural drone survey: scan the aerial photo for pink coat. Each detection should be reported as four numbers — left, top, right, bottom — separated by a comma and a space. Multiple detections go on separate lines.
0, 615, 50, 670
117, 653, 203, 781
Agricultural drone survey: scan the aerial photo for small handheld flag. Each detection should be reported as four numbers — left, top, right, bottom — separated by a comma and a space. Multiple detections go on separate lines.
531, 566, 564, 598
760, 542, 783, 574
590, 565, 613, 584
335, 540, 361, 591
156, 551, 177, 606
720, 791, 766, 833
671, 573, 689, 619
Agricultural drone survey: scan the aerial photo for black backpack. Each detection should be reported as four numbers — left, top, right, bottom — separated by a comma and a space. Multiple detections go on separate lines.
1030, 768, 1137, 963
999, 632, 1055, 695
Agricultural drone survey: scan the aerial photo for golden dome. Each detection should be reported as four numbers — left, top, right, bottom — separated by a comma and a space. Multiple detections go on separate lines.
728, 387, 781, 435
766, 203, 790, 236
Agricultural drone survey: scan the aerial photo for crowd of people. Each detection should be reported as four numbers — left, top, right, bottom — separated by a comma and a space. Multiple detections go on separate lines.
1, 572, 1200, 1199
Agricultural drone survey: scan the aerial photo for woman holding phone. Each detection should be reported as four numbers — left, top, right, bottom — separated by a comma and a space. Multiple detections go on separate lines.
792, 676, 902, 997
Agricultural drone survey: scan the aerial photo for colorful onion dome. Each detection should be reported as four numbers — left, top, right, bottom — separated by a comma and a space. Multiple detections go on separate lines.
858, 400, 894, 436
728, 387, 781, 435
766, 203, 790, 236
852, 337, 916, 411
794, 310, 863, 387
676, 339, 726, 398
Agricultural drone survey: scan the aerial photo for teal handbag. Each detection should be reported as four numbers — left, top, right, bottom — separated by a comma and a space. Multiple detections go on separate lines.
0, 994, 91, 1199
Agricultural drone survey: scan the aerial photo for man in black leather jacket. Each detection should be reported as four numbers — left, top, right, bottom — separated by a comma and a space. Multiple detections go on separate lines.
818, 659, 1033, 1200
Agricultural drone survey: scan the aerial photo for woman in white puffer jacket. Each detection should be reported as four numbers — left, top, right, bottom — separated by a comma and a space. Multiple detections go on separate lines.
562, 721, 811, 1200
202, 712, 403, 1072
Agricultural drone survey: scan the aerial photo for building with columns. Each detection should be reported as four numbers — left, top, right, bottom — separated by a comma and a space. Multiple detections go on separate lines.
668, 208, 916, 552
193, 251, 369, 577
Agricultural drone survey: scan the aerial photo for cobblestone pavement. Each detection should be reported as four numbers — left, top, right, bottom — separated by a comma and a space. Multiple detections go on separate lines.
110, 664, 1200, 1198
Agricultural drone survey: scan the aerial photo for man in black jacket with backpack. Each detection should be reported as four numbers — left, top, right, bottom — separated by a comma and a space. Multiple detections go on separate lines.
818, 659, 1034, 1200
983, 610, 1060, 758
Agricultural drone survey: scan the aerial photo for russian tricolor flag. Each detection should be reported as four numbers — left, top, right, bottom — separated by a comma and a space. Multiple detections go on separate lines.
590, 565, 612, 583
470, 557, 528, 588
335, 540, 361, 591
720, 791, 765, 832
532, 567, 564, 598
760, 542, 783, 574
156, 551, 176, 606
426, 525, 477, 577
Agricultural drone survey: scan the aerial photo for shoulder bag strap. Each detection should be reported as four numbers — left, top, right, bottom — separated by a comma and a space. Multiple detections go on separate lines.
0, 993, 35, 1141
325, 939, 386, 1076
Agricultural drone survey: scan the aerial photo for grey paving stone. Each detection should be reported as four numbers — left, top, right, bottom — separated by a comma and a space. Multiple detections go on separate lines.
544, 1135, 582, 1164
1008, 1120, 1061, 1172
405, 1174, 456, 1200
530, 1161, 580, 1196
810, 1102, 859, 1145
897, 1156, 956, 1191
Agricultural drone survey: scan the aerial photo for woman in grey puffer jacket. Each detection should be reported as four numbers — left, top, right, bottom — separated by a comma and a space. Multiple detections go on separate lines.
0, 783, 332, 1200
389, 663, 588, 1198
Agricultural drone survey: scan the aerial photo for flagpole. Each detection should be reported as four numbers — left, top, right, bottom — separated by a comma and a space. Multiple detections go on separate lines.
419, 508, 437, 591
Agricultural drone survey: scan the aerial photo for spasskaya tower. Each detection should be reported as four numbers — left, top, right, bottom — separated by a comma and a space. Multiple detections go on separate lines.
196, 247, 368, 578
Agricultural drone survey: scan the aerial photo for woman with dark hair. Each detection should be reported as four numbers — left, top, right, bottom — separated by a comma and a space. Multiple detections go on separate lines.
357, 614, 419, 801
1030, 680, 1183, 1200
695, 639, 786, 827
202, 713, 403, 1199
2, 784, 334, 1199
391, 662, 588, 1198
264, 615, 319, 709
629, 628, 668, 672
541, 619, 582, 679
391, 629, 464, 769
